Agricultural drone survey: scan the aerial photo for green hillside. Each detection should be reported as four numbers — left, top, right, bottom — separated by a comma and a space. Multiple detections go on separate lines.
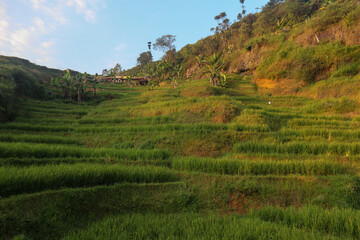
0, 56, 77, 121
0, 78, 360, 239
128, 0, 360, 100
1, 0, 360, 239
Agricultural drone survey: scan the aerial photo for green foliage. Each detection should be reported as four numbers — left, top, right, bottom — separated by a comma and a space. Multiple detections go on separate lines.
137, 51, 153, 66
251, 205, 360, 239
303, 97, 359, 114
0, 164, 179, 197
198, 52, 229, 87
234, 141, 360, 156
0, 142, 171, 160
63, 213, 343, 240
172, 157, 348, 176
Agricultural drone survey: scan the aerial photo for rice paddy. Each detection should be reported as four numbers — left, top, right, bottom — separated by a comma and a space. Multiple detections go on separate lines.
1, 78, 359, 239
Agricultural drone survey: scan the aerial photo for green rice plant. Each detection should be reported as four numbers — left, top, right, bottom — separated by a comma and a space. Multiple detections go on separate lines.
250, 205, 360, 239
63, 213, 344, 240
78, 116, 175, 125
278, 128, 360, 140
21, 107, 88, 115
14, 117, 76, 124
303, 97, 359, 115
0, 157, 108, 166
0, 142, 171, 160
234, 141, 360, 156
0, 123, 74, 132
75, 123, 229, 134
172, 157, 348, 176
287, 118, 351, 129
0, 133, 79, 145
0, 164, 179, 197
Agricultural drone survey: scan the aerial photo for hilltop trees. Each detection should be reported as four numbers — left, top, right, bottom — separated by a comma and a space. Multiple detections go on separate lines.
153, 35, 176, 61
113, 63, 122, 75
137, 52, 153, 66
211, 12, 231, 49
102, 69, 108, 76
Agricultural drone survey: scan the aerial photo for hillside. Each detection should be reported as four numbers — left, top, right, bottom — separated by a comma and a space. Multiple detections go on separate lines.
162, 0, 360, 99
1, 0, 360, 239
0, 56, 77, 121
1, 79, 360, 239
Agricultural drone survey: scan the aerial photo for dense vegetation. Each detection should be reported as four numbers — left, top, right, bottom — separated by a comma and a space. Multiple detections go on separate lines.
1, 0, 360, 239
0, 56, 73, 121
0, 77, 359, 239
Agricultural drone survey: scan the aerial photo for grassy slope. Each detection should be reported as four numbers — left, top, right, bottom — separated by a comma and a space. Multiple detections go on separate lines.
0, 56, 79, 121
0, 79, 359, 239
176, 0, 360, 100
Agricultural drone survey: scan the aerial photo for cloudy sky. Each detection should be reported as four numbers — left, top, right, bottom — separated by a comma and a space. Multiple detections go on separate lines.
0, 0, 269, 74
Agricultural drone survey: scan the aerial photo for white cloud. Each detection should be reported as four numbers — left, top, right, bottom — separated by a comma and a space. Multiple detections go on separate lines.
66, 0, 102, 22
115, 43, 127, 52
0, 0, 104, 68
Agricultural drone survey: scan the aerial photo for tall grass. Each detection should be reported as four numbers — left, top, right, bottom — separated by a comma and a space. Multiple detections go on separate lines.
63, 214, 343, 240
234, 141, 360, 155
21, 106, 88, 115
78, 116, 175, 124
287, 118, 351, 129
172, 157, 348, 175
0, 164, 179, 197
0, 133, 79, 145
278, 128, 360, 140
0, 142, 171, 160
0, 123, 74, 132
250, 205, 360, 239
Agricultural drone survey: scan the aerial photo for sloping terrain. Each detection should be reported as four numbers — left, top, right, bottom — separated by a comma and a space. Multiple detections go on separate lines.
0, 78, 359, 239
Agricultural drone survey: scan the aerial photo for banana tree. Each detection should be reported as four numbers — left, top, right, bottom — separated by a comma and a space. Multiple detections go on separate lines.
127, 75, 134, 88
88, 73, 98, 97
197, 52, 224, 86
73, 72, 87, 102
171, 64, 183, 88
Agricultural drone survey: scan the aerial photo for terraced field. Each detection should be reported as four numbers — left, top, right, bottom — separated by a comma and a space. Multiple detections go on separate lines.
1, 77, 359, 239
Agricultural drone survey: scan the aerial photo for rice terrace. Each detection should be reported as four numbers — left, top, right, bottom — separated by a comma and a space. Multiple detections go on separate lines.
1, 0, 360, 239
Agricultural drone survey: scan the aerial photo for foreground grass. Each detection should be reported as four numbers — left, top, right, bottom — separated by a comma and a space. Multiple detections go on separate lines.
62, 213, 345, 240
250, 205, 360, 239
0, 164, 179, 197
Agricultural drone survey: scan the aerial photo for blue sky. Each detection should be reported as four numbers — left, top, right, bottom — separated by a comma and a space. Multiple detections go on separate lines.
1, 0, 269, 74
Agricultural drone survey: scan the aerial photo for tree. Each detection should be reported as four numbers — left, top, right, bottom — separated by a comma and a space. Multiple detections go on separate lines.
102, 69, 109, 76
211, 12, 231, 49
170, 64, 183, 88
88, 73, 98, 97
73, 72, 87, 102
113, 63, 122, 75
153, 35, 176, 61
240, 0, 246, 16
197, 52, 228, 87
153, 35, 176, 53
137, 51, 153, 66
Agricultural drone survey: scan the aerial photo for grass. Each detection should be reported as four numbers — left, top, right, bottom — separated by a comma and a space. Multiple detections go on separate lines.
0, 164, 179, 197
0, 133, 79, 145
250, 205, 360, 239
0, 142, 171, 160
234, 141, 360, 156
172, 157, 349, 176
62, 213, 345, 240
1, 73, 360, 239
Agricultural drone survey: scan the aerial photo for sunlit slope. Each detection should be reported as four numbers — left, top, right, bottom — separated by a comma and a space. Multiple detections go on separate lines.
0, 78, 359, 239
